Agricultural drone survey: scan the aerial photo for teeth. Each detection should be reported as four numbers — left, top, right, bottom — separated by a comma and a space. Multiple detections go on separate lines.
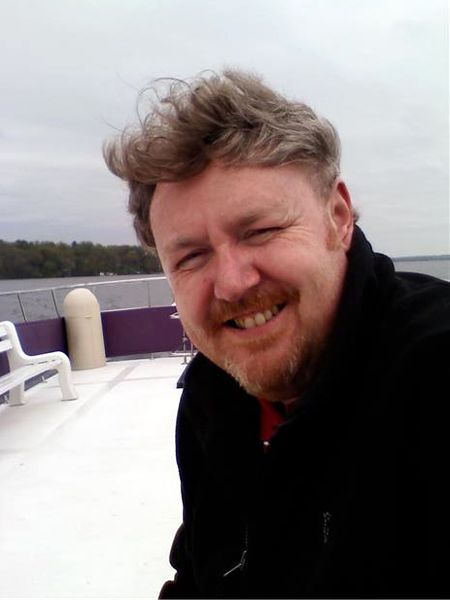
244, 316, 254, 329
233, 305, 280, 330
254, 312, 266, 326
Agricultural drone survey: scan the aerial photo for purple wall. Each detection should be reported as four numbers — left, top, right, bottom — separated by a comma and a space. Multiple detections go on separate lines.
1, 306, 184, 378
101, 306, 183, 357
15, 318, 69, 355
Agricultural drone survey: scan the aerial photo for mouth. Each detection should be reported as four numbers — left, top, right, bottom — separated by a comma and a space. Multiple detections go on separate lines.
225, 303, 286, 330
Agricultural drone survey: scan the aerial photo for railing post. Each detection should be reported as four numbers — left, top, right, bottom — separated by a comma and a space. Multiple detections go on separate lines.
17, 293, 27, 322
50, 289, 60, 317
147, 279, 152, 307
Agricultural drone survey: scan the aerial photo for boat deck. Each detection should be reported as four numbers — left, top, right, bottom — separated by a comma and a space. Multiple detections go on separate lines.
0, 357, 186, 598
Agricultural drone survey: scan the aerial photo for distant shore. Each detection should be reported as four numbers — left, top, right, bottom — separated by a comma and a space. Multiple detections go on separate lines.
394, 255, 450, 262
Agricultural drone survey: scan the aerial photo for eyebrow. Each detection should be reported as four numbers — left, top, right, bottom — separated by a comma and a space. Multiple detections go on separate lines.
232, 211, 265, 230
164, 236, 207, 255
229, 205, 290, 232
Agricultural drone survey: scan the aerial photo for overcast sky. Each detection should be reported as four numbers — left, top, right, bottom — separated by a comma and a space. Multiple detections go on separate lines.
0, 0, 448, 257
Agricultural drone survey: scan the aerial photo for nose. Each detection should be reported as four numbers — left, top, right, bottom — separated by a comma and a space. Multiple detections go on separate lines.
213, 246, 261, 302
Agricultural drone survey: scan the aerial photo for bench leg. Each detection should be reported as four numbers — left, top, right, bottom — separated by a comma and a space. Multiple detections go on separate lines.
8, 383, 26, 406
56, 360, 78, 401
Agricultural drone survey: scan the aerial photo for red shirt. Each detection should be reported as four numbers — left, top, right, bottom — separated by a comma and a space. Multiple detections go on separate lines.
257, 397, 286, 449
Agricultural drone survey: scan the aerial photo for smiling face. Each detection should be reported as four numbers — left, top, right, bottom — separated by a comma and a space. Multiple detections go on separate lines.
151, 163, 354, 402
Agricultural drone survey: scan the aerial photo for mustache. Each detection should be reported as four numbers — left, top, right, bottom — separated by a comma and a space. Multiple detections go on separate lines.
208, 285, 300, 325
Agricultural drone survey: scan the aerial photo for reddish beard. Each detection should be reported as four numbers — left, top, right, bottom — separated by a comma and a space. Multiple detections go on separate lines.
180, 284, 318, 401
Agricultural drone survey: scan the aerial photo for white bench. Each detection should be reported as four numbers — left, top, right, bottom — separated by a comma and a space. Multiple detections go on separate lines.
0, 320, 78, 406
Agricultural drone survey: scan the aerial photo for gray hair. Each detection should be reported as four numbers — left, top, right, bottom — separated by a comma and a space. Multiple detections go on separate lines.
104, 69, 341, 248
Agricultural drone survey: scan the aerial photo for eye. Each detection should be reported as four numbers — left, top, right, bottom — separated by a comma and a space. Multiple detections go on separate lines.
174, 250, 208, 272
244, 227, 281, 242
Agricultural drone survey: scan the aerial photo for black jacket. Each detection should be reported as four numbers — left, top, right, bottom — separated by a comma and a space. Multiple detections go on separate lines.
160, 228, 450, 599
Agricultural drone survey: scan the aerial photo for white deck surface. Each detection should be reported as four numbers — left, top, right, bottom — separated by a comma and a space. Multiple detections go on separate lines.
0, 357, 186, 599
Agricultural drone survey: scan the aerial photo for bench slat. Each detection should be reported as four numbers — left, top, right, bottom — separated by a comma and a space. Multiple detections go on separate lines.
0, 339, 13, 353
0, 362, 60, 396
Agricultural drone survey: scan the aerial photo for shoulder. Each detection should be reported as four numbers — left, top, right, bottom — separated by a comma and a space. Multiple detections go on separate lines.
358, 266, 450, 405
383, 271, 450, 347
369, 271, 450, 414
177, 353, 259, 440
180, 352, 242, 412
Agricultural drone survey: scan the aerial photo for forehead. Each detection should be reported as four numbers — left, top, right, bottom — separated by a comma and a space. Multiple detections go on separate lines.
150, 163, 318, 248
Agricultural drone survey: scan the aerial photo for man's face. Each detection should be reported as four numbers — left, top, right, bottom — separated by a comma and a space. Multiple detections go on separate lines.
151, 163, 353, 402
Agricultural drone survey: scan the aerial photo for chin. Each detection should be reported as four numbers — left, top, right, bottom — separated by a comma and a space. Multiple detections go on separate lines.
221, 341, 308, 401
190, 323, 320, 401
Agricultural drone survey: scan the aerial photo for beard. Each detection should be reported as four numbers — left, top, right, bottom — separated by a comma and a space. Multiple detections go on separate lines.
181, 284, 326, 402
222, 330, 321, 401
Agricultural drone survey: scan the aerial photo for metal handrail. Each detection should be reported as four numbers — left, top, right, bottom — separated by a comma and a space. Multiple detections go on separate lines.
0, 275, 168, 322
0, 275, 167, 297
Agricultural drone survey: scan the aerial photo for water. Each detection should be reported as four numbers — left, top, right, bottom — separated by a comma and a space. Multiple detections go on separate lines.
0, 259, 449, 322
392, 259, 450, 280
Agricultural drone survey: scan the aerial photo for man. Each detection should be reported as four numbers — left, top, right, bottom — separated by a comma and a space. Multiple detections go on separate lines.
104, 70, 450, 598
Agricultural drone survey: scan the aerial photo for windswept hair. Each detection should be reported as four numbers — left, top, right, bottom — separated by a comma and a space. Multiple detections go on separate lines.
104, 69, 341, 248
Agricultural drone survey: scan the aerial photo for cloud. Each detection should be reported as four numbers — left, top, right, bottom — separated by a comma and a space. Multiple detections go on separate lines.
0, 0, 448, 255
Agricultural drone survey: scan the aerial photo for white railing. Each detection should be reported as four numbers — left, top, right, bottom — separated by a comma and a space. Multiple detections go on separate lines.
0, 276, 172, 322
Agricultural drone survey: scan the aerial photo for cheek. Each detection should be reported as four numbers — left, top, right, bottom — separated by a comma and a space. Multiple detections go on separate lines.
325, 224, 341, 251
172, 277, 209, 325
257, 248, 306, 287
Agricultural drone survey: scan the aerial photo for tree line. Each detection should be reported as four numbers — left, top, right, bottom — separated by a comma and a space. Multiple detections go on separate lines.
0, 240, 162, 279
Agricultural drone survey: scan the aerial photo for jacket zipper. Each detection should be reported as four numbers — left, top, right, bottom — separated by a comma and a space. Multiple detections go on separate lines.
223, 438, 269, 579
223, 525, 248, 578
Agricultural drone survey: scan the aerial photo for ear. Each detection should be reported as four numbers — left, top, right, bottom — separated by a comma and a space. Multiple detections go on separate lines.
327, 179, 354, 250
